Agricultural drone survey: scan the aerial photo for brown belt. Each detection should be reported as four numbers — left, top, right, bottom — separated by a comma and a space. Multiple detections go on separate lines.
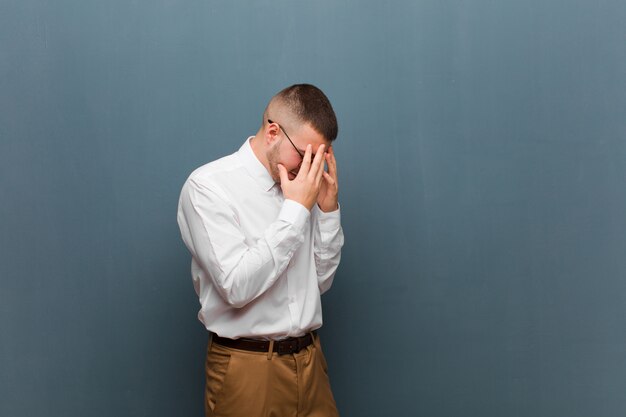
211, 331, 316, 355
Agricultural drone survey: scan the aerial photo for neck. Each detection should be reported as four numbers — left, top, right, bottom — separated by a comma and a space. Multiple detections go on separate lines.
250, 133, 271, 174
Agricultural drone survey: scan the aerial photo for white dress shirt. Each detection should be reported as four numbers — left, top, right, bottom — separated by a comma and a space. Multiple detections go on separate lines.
177, 138, 344, 340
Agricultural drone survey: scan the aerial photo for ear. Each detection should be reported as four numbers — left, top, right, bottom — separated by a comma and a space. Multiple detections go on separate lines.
265, 121, 281, 146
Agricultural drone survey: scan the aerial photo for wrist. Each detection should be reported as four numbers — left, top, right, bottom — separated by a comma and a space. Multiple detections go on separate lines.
318, 202, 339, 212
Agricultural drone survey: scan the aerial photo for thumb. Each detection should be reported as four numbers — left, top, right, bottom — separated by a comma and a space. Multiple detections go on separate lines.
277, 164, 289, 184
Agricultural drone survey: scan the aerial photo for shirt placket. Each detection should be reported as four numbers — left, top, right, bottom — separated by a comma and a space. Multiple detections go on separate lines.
272, 187, 298, 336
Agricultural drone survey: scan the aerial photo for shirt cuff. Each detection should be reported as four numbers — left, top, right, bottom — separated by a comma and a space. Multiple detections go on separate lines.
314, 203, 341, 232
279, 199, 310, 229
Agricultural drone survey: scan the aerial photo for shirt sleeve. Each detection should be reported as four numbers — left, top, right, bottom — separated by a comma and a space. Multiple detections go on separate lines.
177, 178, 309, 308
312, 204, 344, 294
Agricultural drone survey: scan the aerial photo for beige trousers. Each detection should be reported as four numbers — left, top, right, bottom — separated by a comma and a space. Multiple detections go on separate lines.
204, 333, 339, 417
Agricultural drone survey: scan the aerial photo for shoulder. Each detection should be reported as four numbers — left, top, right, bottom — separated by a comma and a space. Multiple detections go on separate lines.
182, 152, 245, 200
189, 153, 240, 182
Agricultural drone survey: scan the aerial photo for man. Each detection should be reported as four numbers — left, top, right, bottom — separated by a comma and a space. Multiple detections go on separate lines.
177, 84, 344, 417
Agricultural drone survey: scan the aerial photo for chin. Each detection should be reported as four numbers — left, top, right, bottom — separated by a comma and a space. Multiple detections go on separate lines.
267, 166, 278, 182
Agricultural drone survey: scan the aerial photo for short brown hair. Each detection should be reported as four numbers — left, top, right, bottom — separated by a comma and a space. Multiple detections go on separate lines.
271, 84, 338, 142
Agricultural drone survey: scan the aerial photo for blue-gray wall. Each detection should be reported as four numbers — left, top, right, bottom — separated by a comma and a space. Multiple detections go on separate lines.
2, 1, 625, 416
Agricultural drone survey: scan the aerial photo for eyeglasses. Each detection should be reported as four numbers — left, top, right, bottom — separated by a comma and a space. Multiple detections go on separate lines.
267, 119, 305, 160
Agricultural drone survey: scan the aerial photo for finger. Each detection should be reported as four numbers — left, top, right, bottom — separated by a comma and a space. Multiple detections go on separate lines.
308, 144, 326, 179
277, 164, 289, 184
322, 170, 336, 186
327, 148, 338, 180
298, 144, 313, 176
315, 152, 327, 185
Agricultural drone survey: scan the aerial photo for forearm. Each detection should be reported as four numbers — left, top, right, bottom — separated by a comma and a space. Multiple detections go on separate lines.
216, 202, 308, 307
313, 205, 344, 293
178, 180, 309, 307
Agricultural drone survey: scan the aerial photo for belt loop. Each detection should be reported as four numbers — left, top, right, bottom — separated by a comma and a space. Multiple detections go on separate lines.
267, 340, 274, 360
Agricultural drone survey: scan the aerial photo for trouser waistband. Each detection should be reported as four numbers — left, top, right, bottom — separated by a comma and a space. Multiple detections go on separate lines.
210, 331, 316, 355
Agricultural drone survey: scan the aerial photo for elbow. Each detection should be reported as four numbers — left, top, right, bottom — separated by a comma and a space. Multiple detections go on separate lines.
216, 284, 252, 308
213, 257, 276, 308
318, 272, 336, 295
224, 293, 251, 309
217, 275, 254, 309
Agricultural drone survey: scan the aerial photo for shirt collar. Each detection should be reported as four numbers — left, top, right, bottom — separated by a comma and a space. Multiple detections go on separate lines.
237, 137, 277, 192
